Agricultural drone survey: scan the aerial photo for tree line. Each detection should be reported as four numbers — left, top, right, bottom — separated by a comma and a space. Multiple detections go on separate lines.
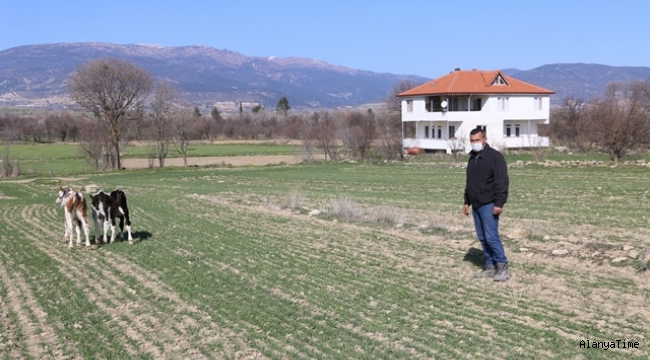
0, 58, 405, 171
548, 80, 650, 161
0, 105, 404, 170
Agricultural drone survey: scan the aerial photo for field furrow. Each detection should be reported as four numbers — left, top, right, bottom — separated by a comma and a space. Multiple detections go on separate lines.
23, 203, 266, 359
0, 251, 61, 359
98, 252, 267, 359
178, 192, 648, 358
12, 204, 151, 358
2, 162, 650, 359
167, 197, 530, 356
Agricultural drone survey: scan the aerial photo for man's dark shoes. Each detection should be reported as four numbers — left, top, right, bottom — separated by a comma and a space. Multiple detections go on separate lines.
473, 264, 496, 278
494, 262, 510, 282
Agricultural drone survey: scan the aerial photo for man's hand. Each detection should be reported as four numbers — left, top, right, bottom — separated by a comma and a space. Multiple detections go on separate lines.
463, 204, 470, 216
493, 206, 503, 215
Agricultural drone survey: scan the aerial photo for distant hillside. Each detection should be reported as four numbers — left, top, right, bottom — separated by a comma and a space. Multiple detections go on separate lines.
506, 63, 650, 103
0, 42, 428, 111
0, 43, 649, 111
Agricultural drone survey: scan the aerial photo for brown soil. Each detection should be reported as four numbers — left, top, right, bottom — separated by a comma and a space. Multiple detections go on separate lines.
122, 154, 323, 169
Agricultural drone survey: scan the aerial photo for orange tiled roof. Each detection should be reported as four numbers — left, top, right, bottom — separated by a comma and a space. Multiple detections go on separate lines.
397, 69, 555, 96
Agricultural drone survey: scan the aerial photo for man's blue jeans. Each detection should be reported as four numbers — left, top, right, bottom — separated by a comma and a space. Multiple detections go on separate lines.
472, 202, 508, 267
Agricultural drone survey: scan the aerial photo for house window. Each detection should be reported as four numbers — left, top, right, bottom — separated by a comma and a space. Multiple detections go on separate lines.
450, 97, 459, 111
472, 98, 482, 111
534, 97, 542, 110
406, 100, 413, 112
425, 96, 442, 112
424, 125, 429, 138
515, 124, 520, 137
448, 125, 456, 139
505, 125, 511, 137
492, 75, 508, 86
498, 97, 509, 111
476, 125, 487, 135
437, 126, 442, 139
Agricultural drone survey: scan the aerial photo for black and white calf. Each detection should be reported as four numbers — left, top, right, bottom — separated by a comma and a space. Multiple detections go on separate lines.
90, 190, 133, 244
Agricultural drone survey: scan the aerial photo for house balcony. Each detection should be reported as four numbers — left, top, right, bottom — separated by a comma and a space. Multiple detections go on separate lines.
404, 135, 550, 153
501, 135, 549, 148
402, 110, 474, 122
403, 138, 450, 152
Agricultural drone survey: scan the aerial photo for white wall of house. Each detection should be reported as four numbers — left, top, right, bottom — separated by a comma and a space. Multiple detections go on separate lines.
402, 94, 551, 153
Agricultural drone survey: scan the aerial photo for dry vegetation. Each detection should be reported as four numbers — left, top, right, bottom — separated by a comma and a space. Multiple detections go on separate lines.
549, 80, 650, 161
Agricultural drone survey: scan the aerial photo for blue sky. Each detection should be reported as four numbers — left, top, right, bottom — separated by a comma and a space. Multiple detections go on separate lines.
1, 0, 648, 79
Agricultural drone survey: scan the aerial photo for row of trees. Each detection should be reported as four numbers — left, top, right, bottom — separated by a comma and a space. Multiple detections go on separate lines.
1, 57, 406, 170
549, 80, 650, 161
0, 112, 82, 143
58, 57, 406, 169
0, 106, 404, 169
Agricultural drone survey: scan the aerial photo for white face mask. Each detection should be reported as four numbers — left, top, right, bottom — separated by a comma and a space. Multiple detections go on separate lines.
471, 142, 484, 152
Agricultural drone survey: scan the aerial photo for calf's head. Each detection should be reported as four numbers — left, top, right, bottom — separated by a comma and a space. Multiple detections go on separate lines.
56, 186, 70, 204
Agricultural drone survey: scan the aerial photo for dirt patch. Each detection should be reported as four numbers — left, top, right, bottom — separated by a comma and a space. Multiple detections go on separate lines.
0, 192, 16, 199
0, 178, 36, 184
122, 154, 323, 170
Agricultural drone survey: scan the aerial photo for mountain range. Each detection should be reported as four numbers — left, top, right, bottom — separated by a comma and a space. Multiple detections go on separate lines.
503, 64, 650, 104
1, 42, 649, 112
0, 42, 427, 112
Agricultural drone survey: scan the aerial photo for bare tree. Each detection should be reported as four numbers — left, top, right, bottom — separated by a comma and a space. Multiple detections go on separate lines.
171, 108, 200, 167
375, 112, 404, 161
340, 111, 376, 160
13, 116, 40, 143
384, 79, 419, 116
260, 115, 277, 139
210, 106, 224, 138
78, 125, 108, 171
384, 80, 419, 147
589, 81, 650, 161
43, 114, 56, 142
54, 113, 69, 142
310, 111, 339, 160
0, 114, 41, 143
150, 81, 177, 167
67, 57, 154, 169
0, 115, 19, 141
447, 128, 469, 162
66, 113, 81, 142
1, 142, 20, 178
549, 97, 592, 151
299, 117, 314, 163
40, 112, 78, 143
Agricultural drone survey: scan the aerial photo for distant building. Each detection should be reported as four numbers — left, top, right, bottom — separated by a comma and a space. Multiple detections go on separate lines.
397, 68, 555, 153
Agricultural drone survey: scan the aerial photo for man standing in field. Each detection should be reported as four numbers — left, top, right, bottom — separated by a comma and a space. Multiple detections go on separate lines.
463, 128, 511, 281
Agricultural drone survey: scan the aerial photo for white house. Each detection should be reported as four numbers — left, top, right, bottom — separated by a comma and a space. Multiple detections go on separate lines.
397, 68, 555, 153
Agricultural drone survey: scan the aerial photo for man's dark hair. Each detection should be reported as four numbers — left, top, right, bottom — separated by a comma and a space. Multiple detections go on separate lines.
470, 128, 485, 137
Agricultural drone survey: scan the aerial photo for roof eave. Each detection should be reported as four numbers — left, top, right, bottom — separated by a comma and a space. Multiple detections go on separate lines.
397, 91, 555, 97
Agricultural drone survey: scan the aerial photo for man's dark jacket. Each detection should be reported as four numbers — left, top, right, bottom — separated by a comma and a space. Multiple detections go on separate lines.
464, 144, 509, 209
